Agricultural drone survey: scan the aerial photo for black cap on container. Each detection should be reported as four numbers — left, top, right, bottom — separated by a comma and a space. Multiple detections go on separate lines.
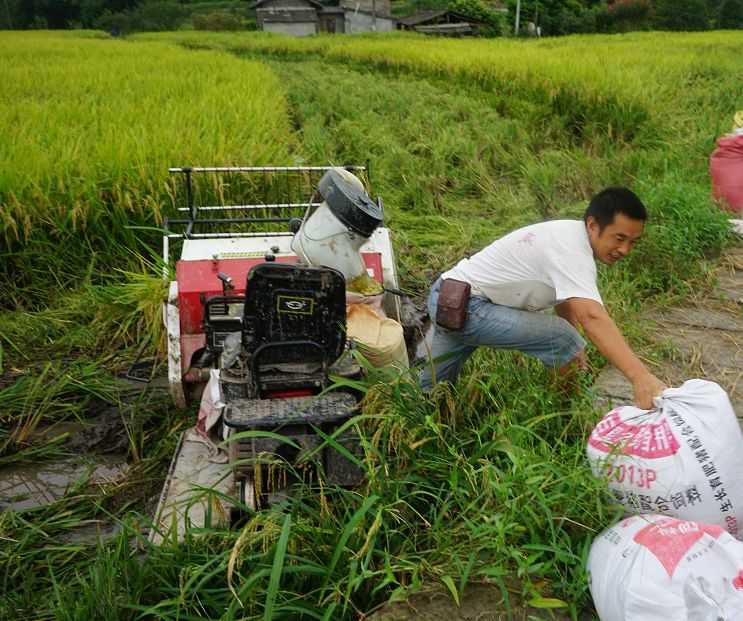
318, 170, 383, 237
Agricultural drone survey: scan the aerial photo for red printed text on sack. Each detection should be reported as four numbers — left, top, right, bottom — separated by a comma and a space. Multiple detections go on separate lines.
588, 410, 681, 458
633, 517, 724, 579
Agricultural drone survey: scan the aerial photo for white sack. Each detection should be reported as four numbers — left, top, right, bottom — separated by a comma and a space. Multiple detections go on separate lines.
587, 379, 743, 538
588, 514, 743, 621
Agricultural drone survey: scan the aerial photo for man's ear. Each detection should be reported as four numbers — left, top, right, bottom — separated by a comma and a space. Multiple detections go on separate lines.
586, 215, 599, 237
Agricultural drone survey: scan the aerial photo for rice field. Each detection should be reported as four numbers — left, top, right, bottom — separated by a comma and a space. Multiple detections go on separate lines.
141, 30, 743, 159
0, 28, 740, 620
0, 30, 295, 308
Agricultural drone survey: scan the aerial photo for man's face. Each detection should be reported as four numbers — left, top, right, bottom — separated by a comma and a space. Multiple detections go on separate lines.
587, 213, 644, 265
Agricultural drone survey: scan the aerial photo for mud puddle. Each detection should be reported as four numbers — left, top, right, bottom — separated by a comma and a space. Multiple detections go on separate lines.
0, 454, 128, 512
1, 408, 131, 542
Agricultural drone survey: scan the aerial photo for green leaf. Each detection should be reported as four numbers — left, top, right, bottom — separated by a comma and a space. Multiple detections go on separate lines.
527, 597, 569, 609
264, 512, 293, 621
441, 575, 460, 606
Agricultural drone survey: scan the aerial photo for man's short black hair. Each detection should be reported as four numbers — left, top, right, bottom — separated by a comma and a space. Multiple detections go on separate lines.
583, 186, 647, 230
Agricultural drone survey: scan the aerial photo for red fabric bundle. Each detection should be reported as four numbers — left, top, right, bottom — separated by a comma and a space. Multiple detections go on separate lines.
710, 133, 743, 213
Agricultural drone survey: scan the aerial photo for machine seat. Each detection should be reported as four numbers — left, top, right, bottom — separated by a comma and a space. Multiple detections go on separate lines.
223, 391, 357, 430
221, 260, 360, 486
243, 262, 346, 368
255, 352, 362, 390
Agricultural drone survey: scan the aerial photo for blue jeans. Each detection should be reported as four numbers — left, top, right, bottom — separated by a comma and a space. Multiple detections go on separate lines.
420, 277, 585, 389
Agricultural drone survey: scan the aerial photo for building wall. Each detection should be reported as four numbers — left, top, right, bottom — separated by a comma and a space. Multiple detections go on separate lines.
256, 0, 318, 37
345, 12, 394, 32
261, 20, 317, 35
340, 0, 391, 18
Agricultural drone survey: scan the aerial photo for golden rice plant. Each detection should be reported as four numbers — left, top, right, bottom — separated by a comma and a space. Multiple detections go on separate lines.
0, 31, 296, 248
144, 29, 743, 162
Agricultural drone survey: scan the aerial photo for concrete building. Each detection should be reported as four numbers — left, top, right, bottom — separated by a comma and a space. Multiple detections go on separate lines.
252, 0, 395, 36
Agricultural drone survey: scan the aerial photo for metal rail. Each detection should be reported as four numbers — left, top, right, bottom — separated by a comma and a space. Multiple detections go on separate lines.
176, 202, 323, 212
166, 164, 370, 237
162, 163, 372, 266
168, 166, 366, 173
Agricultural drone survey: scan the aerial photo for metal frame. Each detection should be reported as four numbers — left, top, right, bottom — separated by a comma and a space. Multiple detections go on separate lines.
162, 164, 374, 276
163, 165, 371, 262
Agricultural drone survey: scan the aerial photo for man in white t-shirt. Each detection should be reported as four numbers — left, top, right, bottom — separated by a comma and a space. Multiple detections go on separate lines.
421, 186, 666, 409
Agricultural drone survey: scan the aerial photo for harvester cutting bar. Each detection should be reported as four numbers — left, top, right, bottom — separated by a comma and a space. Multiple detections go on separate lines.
176, 203, 323, 212
168, 166, 367, 173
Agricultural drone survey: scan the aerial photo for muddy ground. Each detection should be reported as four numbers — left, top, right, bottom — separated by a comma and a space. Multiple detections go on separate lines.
364, 584, 588, 621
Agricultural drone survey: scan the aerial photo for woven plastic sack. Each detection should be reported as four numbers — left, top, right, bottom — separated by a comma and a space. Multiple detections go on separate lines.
710, 133, 743, 214
587, 379, 743, 538
347, 303, 409, 372
588, 514, 743, 621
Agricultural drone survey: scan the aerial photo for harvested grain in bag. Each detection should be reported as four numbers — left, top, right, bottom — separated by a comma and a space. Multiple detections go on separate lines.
346, 303, 408, 372
588, 514, 743, 621
587, 379, 743, 538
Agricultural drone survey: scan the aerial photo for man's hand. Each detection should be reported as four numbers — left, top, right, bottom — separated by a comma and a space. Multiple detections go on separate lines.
632, 372, 667, 410
564, 297, 667, 409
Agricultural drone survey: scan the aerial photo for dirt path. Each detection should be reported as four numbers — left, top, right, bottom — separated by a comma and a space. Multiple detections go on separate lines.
595, 243, 743, 415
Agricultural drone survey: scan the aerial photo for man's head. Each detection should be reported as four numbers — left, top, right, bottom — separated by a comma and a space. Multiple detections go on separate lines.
584, 186, 647, 265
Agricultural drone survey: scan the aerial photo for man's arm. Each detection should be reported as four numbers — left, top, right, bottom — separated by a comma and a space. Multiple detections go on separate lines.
555, 301, 579, 327
560, 297, 666, 409
554, 302, 587, 371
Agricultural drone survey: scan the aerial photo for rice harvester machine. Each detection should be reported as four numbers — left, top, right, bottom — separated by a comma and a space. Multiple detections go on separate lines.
152, 165, 404, 531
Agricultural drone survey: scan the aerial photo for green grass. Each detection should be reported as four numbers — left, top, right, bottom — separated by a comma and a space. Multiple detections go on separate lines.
0, 28, 740, 621
2, 367, 615, 619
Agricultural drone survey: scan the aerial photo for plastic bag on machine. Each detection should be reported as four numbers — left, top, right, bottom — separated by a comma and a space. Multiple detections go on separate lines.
587, 379, 743, 538
193, 369, 228, 463
588, 514, 743, 621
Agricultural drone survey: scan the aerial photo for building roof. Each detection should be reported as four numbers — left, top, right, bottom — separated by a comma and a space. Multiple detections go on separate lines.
397, 9, 486, 27
251, 0, 324, 9
416, 22, 473, 34
252, 0, 392, 18
396, 10, 446, 26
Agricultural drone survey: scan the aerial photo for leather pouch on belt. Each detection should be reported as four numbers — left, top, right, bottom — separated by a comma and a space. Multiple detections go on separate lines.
435, 279, 471, 331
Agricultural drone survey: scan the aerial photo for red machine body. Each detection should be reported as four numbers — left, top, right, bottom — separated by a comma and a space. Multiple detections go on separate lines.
176, 253, 384, 336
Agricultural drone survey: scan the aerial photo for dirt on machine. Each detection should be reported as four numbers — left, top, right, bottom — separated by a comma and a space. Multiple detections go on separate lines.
149, 164, 410, 543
